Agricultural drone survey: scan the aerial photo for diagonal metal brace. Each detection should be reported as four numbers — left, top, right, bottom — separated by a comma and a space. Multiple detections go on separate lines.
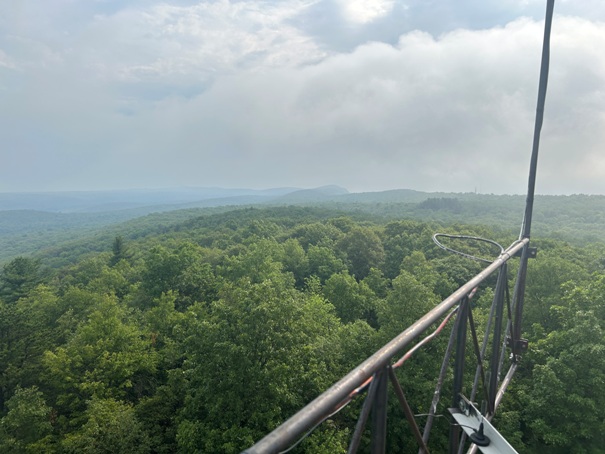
387, 366, 430, 454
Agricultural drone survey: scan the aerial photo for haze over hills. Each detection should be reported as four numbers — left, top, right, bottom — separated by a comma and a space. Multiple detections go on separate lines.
0, 186, 349, 262
0, 187, 303, 213
2, 185, 605, 264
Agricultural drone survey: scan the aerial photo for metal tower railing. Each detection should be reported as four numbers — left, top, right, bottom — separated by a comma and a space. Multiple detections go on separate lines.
244, 238, 529, 454
243, 1, 554, 452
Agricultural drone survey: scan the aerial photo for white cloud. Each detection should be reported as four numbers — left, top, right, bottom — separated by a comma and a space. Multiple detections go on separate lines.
335, 0, 395, 24
128, 15, 602, 194
0, 49, 16, 69
80, 0, 326, 86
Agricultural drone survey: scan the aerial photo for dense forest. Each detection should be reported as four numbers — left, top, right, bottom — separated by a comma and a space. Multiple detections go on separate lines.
1, 204, 604, 453
4, 189, 605, 264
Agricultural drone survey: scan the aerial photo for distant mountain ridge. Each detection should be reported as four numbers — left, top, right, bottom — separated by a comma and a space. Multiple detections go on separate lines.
2, 186, 605, 264
0, 187, 301, 213
272, 185, 349, 203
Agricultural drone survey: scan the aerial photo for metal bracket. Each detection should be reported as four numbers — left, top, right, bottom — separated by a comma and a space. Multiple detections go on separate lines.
513, 247, 537, 259
506, 338, 529, 354
449, 394, 519, 454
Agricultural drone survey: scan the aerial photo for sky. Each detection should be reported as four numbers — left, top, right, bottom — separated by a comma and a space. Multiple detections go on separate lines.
1, 0, 605, 195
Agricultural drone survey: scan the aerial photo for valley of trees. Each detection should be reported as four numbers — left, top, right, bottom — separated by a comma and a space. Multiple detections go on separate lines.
1, 205, 604, 453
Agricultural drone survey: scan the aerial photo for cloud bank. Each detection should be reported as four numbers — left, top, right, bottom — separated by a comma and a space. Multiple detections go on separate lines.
1, 1, 605, 194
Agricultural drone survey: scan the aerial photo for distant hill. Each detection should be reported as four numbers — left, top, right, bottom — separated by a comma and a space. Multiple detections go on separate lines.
273, 185, 349, 203
0, 187, 299, 213
2, 186, 605, 264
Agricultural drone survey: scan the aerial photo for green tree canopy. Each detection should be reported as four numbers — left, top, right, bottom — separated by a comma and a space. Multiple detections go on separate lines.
0, 257, 42, 304
0, 386, 53, 454
337, 227, 385, 280
62, 398, 151, 454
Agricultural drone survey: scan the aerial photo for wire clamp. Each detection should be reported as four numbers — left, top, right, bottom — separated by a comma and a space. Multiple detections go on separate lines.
506, 337, 529, 354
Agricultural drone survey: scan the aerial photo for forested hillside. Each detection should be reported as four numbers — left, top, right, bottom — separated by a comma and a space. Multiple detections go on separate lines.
3, 189, 605, 264
1, 206, 604, 452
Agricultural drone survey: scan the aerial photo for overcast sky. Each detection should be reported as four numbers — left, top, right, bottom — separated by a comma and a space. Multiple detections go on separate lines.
1, 0, 605, 194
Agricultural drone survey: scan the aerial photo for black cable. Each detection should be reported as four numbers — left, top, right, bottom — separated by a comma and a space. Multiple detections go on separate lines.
433, 233, 504, 263
414, 413, 480, 434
